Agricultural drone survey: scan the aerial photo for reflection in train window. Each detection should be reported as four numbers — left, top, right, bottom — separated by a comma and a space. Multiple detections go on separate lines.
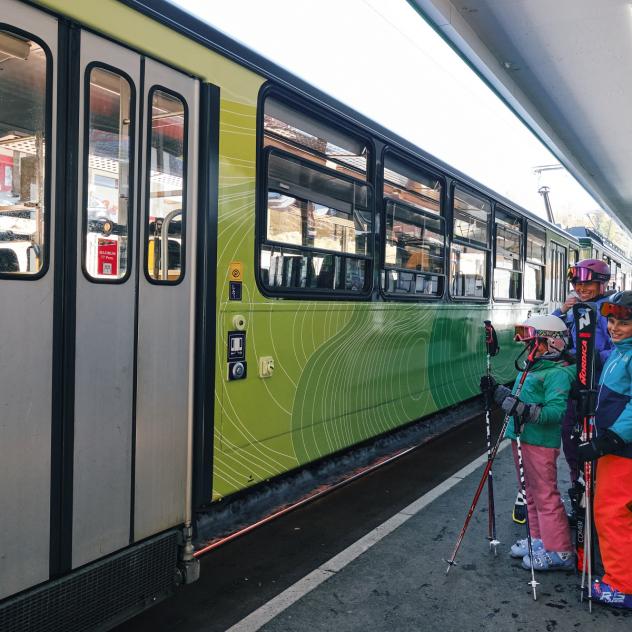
450, 186, 490, 299
493, 208, 522, 301
146, 89, 186, 283
261, 150, 372, 293
84, 66, 133, 281
450, 242, 487, 298
0, 30, 48, 275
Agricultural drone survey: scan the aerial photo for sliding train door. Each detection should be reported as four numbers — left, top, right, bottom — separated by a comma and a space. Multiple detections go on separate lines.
72, 30, 141, 568
0, 0, 57, 599
72, 34, 198, 566
134, 58, 198, 541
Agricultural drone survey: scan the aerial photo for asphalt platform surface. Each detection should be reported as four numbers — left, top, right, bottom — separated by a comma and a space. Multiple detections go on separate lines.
252, 446, 631, 632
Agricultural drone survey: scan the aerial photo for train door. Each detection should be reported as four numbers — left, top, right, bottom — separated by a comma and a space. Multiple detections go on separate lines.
134, 59, 198, 541
71, 30, 141, 568
72, 34, 199, 566
0, 0, 57, 599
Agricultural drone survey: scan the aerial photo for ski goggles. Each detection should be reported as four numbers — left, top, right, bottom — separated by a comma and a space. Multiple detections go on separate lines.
514, 326, 567, 342
600, 302, 632, 321
514, 325, 538, 342
567, 266, 598, 284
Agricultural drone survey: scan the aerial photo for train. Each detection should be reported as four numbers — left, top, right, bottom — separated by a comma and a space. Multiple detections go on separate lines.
1, 1, 632, 630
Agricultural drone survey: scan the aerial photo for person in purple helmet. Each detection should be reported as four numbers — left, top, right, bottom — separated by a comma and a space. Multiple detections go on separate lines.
554, 259, 614, 516
511, 259, 614, 525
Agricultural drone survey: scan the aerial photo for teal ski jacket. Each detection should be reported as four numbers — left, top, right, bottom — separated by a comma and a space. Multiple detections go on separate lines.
596, 336, 632, 458
502, 359, 575, 448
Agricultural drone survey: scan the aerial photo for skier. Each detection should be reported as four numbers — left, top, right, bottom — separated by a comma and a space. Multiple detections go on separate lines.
551, 259, 613, 523
481, 314, 575, 571
578, 291, 632, 608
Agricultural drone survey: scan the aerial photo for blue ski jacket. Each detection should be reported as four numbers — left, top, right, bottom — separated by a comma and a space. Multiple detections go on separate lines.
552, 294, 614, 377
596, 336, 632, 459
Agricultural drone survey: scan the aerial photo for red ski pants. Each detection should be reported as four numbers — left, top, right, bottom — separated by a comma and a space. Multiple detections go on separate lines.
594, 455, 632, 593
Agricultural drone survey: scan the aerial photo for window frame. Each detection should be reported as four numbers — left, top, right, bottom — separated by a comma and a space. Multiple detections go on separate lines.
549, 239, 568, 304
81, 61, 137, 285
492, 205, 523, 303
380, 147, 446, 301
0, 24, 53, 281
523, 222, 547, 304
255, 85, 375, 300
142, 84, 188, 286
448, 182, 491, 302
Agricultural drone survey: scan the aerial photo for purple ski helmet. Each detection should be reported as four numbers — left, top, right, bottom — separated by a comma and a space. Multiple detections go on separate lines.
567, 259, 611, 291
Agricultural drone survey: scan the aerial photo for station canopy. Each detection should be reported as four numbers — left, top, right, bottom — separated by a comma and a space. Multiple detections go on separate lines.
410, 0, 632, 232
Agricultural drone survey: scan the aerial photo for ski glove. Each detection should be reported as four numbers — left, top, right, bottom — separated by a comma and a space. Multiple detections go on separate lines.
577, 429, 626, 461
499, 395, 541, 424
479, 375, 497, 395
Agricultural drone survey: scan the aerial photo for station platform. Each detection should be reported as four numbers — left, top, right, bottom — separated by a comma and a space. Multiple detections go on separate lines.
228, 443, 631, 632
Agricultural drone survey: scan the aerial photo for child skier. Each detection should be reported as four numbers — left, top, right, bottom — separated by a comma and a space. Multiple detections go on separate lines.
577, 291, 632, 608
552, 260, 613, 514
481, 314, 575, 570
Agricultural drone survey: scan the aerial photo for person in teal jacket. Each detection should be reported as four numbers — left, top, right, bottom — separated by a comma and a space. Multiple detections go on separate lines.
481, 314, 575, 571
577, 292, 632, 608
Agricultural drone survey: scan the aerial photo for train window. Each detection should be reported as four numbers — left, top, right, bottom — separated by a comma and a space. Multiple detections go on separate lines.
493, 208, 522, 301
450, 243, 487, 298
263, 97, 368, 180
145, 88, 187, 284
83, 66, 133, 281
450, 186, 490, 299
383, 154, 441, 215
616, 263, 624, 292
0, 29, 49, 276
549, 241, 567, 303
524, 224, 545, 302
261, 151, 372, 293
452, 187, 491, 247
382, 155, 444, 298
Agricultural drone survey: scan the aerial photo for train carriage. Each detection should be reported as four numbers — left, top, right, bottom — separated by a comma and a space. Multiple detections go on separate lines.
0, 1, 603, 629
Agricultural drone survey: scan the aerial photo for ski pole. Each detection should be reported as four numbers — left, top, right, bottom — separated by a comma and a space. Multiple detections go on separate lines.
484, 320, 500, 554
572, 302, 597, 612
445, 342, 539, 574
513, 421, 539, 600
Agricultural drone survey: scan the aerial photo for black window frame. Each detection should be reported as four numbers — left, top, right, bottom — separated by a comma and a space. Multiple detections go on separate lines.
255, 85, 375, 301
0, 24, 53, 281
448, 182, 491, 302
380, 148, 446, 301
492, 205, 523, 302
81, 61, 137, 285
142, 84, 188, 287
524, 222, 547, 304
549, 239, 568, 304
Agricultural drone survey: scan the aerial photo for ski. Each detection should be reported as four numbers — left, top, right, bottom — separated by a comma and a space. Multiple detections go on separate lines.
572, 302, 598, 612
445, 341, 539, 574
483, 320, 500, 553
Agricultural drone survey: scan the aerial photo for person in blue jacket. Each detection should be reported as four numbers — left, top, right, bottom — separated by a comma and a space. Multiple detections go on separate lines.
512, 259, 614, 524
577, 291, 632, 609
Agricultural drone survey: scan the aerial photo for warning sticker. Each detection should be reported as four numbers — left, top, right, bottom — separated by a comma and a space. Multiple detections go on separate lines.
228, 261, 243, 282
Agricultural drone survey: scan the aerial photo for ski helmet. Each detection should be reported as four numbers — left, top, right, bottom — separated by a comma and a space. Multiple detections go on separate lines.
567, 259, 611, 293
600, 291, 632, 321
514, 314, 569, 357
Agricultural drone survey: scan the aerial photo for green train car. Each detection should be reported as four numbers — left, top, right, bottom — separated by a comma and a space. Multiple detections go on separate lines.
0, 0, 605, 629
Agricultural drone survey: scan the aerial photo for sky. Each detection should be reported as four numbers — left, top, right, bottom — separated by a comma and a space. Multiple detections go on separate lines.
170, 0, 600, 225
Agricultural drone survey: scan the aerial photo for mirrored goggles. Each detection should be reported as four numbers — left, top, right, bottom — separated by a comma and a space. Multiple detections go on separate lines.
600, 302, 632, 321
514, 325, 537, 342
567, 266, 595, 283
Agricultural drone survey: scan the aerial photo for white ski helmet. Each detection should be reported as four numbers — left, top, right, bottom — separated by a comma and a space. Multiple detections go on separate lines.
514, 314, 569, 356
